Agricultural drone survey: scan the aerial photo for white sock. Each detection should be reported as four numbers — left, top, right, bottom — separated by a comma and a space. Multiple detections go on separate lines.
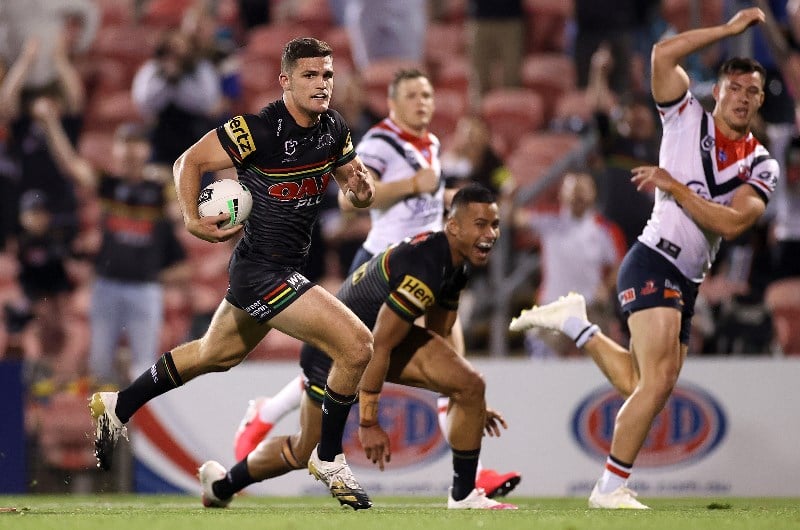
257, 374, 304, 424
562, 316, 599, 348
437, 395, 483, 473
597, 456, 632, 494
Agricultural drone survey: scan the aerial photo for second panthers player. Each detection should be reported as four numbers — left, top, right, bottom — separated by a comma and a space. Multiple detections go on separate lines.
201, 184, 518, 510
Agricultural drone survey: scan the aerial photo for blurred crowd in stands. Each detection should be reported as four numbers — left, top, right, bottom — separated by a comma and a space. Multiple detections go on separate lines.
1, 0, 800, 488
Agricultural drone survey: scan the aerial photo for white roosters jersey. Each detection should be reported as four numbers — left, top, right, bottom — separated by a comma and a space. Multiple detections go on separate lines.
357, 118, 444, 255
639, 91, 779, 282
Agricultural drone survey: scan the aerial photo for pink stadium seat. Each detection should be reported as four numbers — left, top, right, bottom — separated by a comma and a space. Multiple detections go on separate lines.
90, 24, 160, 64
513, 131, 580, 165
435, 56, 471, 95
289, 0, 334, 36
480, 88, 546, 152
551, 88, 617, 132
37, 391, 97, 470
323, 26, 354, 71
79, 58, 132, 98
521, 53, 576, 121
239, 55, 280, 95
523, 0, 573, 53
142, 0, 193, 28
764, 277, 800, 355
425, 23, 466, 69
506, 131, 580, 203
159, 284, 191, 354
439, 0, 467, 23
246, 88, 284, 114
428, 88, 468, 138
661, 0, 724, 32
247, 24, 310, 62
96, 0, 136, 26
85, 90, 143, 132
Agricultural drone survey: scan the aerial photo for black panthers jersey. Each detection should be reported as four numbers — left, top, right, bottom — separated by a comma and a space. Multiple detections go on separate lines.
217, 99, 356, 267
337, 231, 468, 330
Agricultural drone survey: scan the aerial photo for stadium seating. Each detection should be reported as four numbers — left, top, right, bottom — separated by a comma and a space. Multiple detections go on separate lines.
523, 0, 572, 53
239, 55, 280, 95
84, 89, 143, 134
141, 0, 194, 28
288, 0, 334, 36
425, 22, 466, 71
246, 24, 310, 63
96, 0, 136, 26
480, 88, 546, 154
79, 57, 133, 99
550, 88, 599, 132
37, 391, 97, 471
246, 88, 284, 113
435, 56, 471, 95
323, 26, 355, 71
521, 53, 576, 122
90, 24, 160, 65
660, 0, 724, 32
507, 131, 581, 205
764, 277, 800, 355
428, 88, 468, 138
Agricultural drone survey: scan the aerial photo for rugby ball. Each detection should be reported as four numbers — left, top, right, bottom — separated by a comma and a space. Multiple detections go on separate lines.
197, 179, 253, 228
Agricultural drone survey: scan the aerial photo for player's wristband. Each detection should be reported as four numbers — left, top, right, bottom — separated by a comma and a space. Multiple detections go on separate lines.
359, 389, 381, 427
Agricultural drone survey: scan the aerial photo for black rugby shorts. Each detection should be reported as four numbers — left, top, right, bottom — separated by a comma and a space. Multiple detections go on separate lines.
225, 252, 314, 323
616, 242, 699, 345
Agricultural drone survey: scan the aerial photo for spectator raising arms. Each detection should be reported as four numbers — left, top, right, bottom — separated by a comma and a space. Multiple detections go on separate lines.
132, 29, 222, 166
33, 104, 189, 388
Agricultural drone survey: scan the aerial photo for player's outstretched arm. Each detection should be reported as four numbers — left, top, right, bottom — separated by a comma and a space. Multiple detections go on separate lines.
651, 7, 765, 103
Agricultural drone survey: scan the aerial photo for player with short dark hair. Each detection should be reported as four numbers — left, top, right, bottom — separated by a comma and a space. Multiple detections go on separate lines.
511, 8, 778, 509
200, 183, 517, 510
233, 67, 521, 498
88, 36, 376, 510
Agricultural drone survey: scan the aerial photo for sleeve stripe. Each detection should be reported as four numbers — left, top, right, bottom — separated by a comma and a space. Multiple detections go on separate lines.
747, 182, 770, 204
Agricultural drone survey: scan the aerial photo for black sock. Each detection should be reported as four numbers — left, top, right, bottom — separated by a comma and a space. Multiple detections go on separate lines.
317, 385, 356, 461
451, 447, 481, 501
116, 352, 184, 424
212, 459, 255, 500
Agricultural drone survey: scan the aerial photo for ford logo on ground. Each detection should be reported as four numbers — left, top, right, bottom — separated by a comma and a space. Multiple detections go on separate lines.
572, 383, 727, 467
343, 385, 449, 469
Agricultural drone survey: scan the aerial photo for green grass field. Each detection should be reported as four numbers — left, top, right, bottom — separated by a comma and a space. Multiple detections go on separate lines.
1, 495, 799, 530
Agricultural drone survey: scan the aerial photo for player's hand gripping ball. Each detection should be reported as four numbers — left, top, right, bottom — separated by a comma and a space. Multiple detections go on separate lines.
197, 179, 253, 228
